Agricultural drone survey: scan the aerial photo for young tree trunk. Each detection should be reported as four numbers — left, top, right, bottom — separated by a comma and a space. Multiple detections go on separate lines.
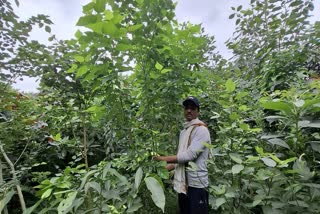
0, 145, 26, 212
0, 158, 9, 214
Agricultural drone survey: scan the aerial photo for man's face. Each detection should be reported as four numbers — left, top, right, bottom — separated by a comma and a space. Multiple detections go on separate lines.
184, 102, 199, 121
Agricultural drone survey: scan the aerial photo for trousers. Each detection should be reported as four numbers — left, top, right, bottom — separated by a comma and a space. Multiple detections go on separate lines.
178, 186, 209, 214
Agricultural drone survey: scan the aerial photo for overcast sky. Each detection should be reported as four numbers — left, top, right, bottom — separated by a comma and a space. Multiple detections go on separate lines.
12, 0, 320, 92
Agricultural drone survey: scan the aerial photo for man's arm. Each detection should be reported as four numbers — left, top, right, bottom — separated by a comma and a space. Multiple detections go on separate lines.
153, 155, 177, 163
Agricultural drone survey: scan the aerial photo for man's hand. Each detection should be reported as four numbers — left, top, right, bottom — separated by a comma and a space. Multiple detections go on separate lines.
152, 155, 163, 161
165, 164, 176, 171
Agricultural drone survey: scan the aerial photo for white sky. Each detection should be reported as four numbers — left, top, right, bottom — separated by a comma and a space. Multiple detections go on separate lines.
12, 0, 320, 92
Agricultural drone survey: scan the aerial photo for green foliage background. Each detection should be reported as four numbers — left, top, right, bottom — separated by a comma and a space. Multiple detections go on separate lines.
1, 0, 320, 213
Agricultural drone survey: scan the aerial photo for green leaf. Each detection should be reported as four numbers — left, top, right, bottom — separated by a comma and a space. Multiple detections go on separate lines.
189, 24, 201, 33
82, 2, 95, 13
86, 105, 104, 113
48, 35, 55, 41
144, 177, 165, 213
74, 55, 84, 62
293, 160, 313, 180
161, 68, 171, 74
76, 15, 98, 26
54, 133, 61, 141
261, 134, 284, 139
104, 10, 113, 20
102, 22, 118, 35
225, 79, 236, 92
75, 30, 82, 39
85, 181, 101, 194
304, 122, 320, 128
155, 62, 163, 70
229, 14, 235, 19
45, 26, 51, 33
24, 199, 44, 214
261, 101, 293, 115
211, 185, 225, 195
135, 167, 143, 190
88, 22, 103, 33
261, 157, 276, 167
265, 115, 286, 123
302, 98, 320, 110
76, 65, 89, 77
229, 153, 242, 164
137, 0, 144, 5
79, 170, 98, 190
267, 138, 290, 149
41, 188, 53, 199
252, 199, 262, 207
116, 43, 131, 51
57, 191, 78, 214
67, 64, 78, 73
187, 162, 198, 171
0, 190, 15, 212
309, 141, 320, 153
214, 197, 226, 208
94, 0, 106, 13
127, 202, 143, 213
288, 200, 309, 208
232, 164, 244, 174
128, 24, 143, 32
294, 99, 304, 107
255, 146, 264, 155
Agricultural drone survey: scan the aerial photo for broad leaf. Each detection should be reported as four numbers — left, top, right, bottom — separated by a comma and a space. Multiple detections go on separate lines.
144, 177, 165, 213
24, 199, 44, 214
41, 188, 53, 199
225, 79, 236, 92
155, 62, 163, 70
229, 153, 242, 164
261, 157, 276, 167
76, 15, 98, 26
74, 55, 84, 62
232, 164, 244, 174
45, 26, 51, 33
308, 141, 320, 153
102, 22, 118, 35
128, 24, 143, 32
293, 99, 304, 107
57, 191, 78, 214
0, 190, 15, 213
303, 122, 320, 128
85, 181, 101, 194
79, 170, 98, 190
215, 197, 226, 208
76, 65, 89, 77
135, 167, 143, 190
267, 138, 290, 149
94, 0, 106, 13
261, 101, 293, 115
252, 199, 262, 207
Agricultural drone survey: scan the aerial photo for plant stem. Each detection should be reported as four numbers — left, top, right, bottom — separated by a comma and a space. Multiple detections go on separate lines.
0, 144, 26, 212
0, 158, 9, 214
82, 113, 89, 171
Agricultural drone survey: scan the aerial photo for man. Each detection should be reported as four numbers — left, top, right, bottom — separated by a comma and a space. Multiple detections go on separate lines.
154, 96, 211, 214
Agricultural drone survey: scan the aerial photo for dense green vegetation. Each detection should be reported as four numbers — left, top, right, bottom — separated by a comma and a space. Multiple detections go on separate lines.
1, 0, 320, 213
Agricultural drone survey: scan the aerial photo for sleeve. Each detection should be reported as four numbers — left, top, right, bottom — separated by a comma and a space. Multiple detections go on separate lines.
177, 126, 210, 163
